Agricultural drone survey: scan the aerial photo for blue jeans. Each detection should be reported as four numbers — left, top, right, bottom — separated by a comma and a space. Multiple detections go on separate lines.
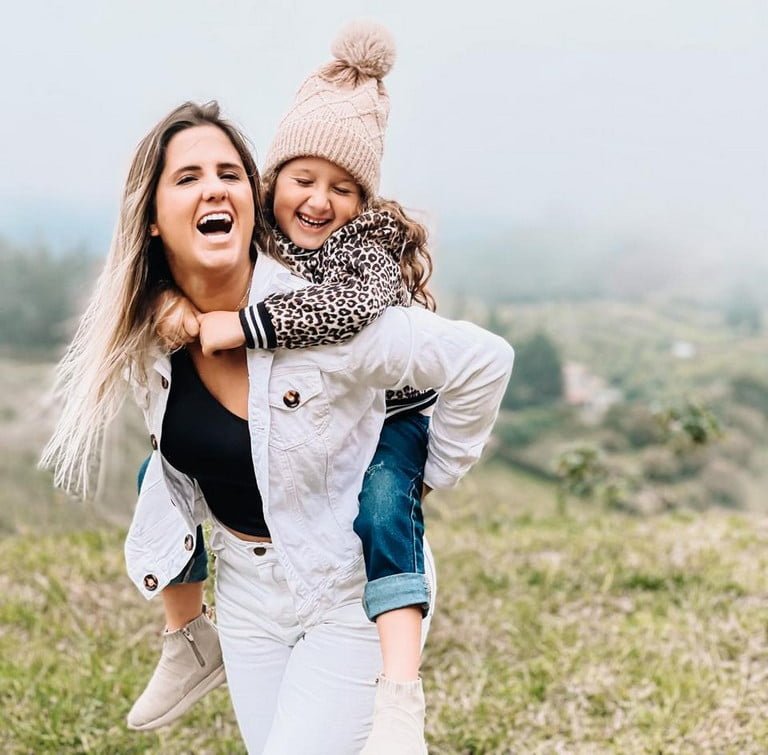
137, 456, 209, 584
353, 413, 430, 622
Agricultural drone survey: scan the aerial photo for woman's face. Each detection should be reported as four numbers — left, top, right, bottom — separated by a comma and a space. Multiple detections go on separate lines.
150, 124, 255, 280
272, 157, 362, 250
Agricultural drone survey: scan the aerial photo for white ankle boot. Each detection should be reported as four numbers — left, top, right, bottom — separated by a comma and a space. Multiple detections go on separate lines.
126, 609, 226, 730
361, 675, 428, 754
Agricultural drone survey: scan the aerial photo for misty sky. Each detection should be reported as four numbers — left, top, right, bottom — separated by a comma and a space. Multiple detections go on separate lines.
2, 0, 766, 256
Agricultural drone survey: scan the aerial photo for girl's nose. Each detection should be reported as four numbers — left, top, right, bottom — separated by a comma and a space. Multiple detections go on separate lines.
306, 188, 330, 212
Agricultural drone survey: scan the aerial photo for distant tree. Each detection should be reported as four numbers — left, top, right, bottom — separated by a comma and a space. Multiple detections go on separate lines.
724, 290, 762, 334
503, 331, 563, 409
485, 307, 507, 339
731, 374, 768, 416
0, 241, 95, 352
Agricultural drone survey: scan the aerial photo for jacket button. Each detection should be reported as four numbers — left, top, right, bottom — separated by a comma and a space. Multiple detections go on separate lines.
143, 574, 158, 591
184, 534, 194, 551
253, 546, 267, 556
150, 434, 158, 450
283, 390, 300, 408
161, 376, 169, 389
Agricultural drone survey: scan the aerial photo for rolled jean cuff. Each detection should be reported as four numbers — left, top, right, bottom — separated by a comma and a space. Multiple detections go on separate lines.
362, 572, 430, 622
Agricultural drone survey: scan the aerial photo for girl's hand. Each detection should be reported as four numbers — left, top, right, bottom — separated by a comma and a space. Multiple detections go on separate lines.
154, 289, 201, 350
198, 311, 246, 357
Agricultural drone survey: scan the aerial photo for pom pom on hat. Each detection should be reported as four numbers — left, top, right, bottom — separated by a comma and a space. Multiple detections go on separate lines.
330, 20, 396, 80
264, 20, 397, 197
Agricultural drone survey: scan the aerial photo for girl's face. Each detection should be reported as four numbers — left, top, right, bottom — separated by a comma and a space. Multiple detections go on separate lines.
272, 157, 362, 250
150, 124, 255, 281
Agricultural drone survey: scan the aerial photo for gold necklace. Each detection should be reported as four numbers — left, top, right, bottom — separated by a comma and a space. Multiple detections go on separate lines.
236, 266, 254, 309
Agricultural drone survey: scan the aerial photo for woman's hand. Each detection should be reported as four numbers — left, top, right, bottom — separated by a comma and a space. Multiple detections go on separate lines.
198, 311, 247, 357
421, 484, 432, 499
154, 288, 201, 351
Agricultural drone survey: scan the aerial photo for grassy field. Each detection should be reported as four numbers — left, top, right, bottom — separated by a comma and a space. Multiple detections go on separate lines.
3, 463, 768, 754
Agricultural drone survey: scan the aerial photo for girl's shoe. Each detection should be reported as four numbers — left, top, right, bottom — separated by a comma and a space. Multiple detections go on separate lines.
361, 675, 428, 754
126, 609, 225, 730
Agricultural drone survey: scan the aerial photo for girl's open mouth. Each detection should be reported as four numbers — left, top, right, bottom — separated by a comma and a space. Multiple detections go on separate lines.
296, 212, 331, 230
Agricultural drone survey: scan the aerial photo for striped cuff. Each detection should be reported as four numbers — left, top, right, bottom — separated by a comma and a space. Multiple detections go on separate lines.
239, 303, 278, 350
385, 389, 438, 418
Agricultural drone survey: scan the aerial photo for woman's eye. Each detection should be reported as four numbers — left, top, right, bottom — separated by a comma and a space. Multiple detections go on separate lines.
221, 172, 240, 181
334, 187, 352, 195
294, 178, 312, 186
177, 175, 196, 185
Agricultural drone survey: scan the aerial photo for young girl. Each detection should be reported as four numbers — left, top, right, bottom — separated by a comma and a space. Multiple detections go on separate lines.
132, 22, 440, 753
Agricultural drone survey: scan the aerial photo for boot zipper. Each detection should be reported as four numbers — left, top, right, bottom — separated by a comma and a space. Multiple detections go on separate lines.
181, 627, 206, 667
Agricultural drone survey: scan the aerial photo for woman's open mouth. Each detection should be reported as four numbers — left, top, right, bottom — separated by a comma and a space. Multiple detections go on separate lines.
196, 212, 234, 237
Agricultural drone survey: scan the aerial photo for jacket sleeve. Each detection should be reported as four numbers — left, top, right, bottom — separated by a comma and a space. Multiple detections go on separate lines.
349, 307, 514, 491
239, 217, 404, 350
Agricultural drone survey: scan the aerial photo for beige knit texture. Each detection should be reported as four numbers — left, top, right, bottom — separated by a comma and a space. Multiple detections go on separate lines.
263, 20, 395, 197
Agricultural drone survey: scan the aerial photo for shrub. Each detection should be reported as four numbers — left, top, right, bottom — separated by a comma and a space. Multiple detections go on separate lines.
700, 460, 746, 509
731, 374, 768, 416
641, 447, 683, 483
603, 403, 666, 448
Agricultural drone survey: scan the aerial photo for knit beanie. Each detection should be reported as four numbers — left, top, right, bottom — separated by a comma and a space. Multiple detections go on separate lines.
263, 20, 396, 199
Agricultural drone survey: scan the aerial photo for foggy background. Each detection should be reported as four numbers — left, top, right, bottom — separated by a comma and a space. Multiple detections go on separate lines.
2, 0, 766, 282
3, 5, 768, 750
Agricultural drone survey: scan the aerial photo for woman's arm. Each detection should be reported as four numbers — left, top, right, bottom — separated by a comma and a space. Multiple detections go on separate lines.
350, 306, 514, 491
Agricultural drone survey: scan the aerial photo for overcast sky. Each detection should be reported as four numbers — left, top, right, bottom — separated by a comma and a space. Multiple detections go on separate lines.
2, 0, 766, 256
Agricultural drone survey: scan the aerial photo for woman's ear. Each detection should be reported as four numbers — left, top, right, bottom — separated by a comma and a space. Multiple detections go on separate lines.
149, 223, 160, 237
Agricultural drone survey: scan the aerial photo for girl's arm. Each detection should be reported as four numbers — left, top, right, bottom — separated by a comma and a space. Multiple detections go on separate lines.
238, 212, 405, 350
349, 307, 515, 491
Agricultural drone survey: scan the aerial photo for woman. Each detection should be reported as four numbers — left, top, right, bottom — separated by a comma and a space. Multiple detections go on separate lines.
42, 101, 513, 753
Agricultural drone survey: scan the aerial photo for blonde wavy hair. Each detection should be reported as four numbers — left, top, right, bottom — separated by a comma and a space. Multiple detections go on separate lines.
262, 172, 436, 312
41, 101, 274, 497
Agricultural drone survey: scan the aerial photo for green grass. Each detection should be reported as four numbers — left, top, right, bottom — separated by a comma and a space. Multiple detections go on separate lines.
3, 464, 768, 753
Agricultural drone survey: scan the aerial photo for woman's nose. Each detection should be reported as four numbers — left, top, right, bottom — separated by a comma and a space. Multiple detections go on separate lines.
203, 177, 228, 201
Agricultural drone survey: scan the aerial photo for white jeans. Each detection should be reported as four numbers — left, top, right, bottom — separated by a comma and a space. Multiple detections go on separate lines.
209, 520, 436, 754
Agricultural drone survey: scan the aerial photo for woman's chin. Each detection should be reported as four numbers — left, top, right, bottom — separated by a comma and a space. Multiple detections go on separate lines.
190, 233, 250, 269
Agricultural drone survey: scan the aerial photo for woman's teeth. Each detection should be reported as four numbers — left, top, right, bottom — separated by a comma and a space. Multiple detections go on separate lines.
197, 212, 233, 235
297, 212, 330, 229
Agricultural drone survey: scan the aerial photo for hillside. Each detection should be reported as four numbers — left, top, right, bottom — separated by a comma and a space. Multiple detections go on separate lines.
3, 465, 768, 753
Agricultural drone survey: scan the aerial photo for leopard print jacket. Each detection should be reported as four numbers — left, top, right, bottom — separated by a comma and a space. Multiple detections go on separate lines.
239, 209, 437, 417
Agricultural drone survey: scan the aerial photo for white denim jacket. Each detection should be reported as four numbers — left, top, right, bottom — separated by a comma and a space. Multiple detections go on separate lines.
125, 252, 514, 624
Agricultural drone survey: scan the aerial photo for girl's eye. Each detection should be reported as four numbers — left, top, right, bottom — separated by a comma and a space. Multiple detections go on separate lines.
294, 178, 312, 186
177, 175, 197, 185
221, 172, 240, 181
334, 187, 352, 196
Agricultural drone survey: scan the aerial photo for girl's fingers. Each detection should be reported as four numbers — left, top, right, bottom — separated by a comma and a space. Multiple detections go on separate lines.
183, 309, 200, 339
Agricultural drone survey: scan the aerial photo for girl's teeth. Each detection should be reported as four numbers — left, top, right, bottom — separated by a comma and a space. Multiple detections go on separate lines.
298, 213, 328, 227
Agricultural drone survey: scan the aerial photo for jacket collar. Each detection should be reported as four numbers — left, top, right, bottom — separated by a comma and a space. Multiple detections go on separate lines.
248, 249, 308, 304
149, 249, 305, 378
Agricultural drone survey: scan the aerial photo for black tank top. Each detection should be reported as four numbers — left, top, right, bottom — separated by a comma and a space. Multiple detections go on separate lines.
161, 348, 269, 538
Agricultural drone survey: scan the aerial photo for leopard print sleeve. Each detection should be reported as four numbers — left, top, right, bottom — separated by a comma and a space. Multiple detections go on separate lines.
239, 211, 408, 350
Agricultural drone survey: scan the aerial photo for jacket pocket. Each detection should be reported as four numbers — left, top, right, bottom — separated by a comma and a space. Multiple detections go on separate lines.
268, 367, 330, 450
